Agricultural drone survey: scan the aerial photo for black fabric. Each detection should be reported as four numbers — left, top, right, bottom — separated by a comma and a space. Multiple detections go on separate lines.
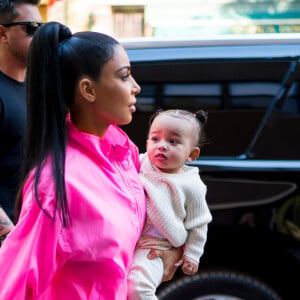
0, 71, 26, 220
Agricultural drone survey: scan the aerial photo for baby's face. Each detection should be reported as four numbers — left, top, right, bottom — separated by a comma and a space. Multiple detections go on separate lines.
146, 114, 197, 173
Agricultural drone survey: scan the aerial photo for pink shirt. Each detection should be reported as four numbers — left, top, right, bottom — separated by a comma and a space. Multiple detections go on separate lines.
0, 120, 146, 299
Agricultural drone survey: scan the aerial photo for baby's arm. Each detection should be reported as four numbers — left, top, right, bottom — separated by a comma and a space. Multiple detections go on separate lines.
183, 187, 212, 262
181, 255, 199, 275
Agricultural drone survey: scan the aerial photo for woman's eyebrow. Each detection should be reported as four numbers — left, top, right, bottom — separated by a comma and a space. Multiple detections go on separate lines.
116, 65, 131, 72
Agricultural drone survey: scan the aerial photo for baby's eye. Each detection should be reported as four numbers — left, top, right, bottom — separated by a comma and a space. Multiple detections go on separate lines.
151, 136, 159, 142
169, 139, 178, 145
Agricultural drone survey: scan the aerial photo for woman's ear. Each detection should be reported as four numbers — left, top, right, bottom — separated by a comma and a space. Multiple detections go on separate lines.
187, 147, 200, 162
78, 77, 95, 103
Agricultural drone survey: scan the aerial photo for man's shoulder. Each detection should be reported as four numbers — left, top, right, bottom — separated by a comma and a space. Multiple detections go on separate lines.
0, 70, 11, 83
0, 71, 26, 102
0, 70, 25, 88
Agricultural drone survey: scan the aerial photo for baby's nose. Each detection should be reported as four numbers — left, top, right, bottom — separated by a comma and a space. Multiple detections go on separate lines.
158, 141, 168, 150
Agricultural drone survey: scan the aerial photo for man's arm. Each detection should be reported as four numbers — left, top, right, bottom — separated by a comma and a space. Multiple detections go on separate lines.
0, 206, 14, 246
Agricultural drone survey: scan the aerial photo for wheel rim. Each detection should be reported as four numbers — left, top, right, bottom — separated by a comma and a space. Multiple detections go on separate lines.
193, 295, 243, 300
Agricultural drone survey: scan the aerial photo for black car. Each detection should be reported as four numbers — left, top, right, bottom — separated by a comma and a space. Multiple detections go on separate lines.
121, 35, 300, 300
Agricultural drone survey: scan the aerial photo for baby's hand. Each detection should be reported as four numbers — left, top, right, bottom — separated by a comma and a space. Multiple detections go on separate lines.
181, 255, 199, 275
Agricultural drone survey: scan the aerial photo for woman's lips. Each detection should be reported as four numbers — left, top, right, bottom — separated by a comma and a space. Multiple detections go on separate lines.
129, 104, 136, 113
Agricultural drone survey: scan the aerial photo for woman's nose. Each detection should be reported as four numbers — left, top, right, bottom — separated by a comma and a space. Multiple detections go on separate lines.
132, 79, 141, 95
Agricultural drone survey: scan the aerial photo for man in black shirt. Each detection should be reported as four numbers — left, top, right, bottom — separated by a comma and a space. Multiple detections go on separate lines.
0, 0, 42, 234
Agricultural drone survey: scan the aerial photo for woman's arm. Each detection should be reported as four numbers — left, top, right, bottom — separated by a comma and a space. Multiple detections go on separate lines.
0, 175, 63, 299
148, 247, 183, 282
0, 207, 14, 246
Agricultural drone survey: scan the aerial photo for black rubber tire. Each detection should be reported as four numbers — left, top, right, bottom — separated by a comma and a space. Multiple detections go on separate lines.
157, 271, 282, 300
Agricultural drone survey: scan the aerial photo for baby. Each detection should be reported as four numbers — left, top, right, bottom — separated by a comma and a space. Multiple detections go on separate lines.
128, 109, 212, 300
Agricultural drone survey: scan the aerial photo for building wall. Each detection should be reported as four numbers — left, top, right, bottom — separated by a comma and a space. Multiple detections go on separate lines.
41, 0, 300, 37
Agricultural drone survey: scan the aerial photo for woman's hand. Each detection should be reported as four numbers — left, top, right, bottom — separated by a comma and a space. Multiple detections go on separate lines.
148, 247, 183, 282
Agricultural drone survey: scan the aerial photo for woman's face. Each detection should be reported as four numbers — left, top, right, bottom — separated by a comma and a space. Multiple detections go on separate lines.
92, 44, 140, 132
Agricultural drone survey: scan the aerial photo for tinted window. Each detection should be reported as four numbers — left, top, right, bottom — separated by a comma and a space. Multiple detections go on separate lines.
122, 49, 300, 159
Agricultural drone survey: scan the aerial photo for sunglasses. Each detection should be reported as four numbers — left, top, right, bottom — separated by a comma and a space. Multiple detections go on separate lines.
1, 21, 43, 36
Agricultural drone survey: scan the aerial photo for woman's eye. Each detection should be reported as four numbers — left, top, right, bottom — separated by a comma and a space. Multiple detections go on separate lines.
122, 73, 130, 81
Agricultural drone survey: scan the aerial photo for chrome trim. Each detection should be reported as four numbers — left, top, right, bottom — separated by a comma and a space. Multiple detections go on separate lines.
189, 159, 300, 171
205, 178, 297, 210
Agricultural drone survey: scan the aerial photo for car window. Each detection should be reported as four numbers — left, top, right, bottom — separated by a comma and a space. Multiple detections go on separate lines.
122, 42, 300, 160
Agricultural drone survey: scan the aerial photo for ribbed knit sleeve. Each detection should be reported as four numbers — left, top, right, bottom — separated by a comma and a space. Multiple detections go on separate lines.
139, 154, 212, 262
183, 180, 212, 262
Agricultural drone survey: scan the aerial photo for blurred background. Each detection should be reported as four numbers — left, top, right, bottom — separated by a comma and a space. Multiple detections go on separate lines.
39, 0, 300, 38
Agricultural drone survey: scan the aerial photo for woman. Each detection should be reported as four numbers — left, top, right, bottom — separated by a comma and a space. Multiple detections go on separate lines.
0, 22, 181, 299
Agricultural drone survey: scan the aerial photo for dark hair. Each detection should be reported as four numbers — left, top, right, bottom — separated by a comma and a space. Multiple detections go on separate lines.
0, 0, 41, 24
15, 22, 119, 226
149, 109, 209, 147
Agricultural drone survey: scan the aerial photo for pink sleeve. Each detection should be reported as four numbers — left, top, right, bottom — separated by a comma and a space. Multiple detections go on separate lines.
0, 176, 64, 298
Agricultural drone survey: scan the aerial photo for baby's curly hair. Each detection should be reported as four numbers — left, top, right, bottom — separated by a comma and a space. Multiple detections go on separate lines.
149, 109, 209, 147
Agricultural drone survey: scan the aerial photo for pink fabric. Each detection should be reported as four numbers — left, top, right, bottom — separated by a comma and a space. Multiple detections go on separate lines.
0, 121, 146, 300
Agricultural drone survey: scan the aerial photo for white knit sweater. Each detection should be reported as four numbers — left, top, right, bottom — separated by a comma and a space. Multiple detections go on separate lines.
139, 153, 212, 262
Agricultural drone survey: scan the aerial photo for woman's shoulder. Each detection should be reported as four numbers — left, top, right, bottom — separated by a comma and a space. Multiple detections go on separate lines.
21, 159, 56, 219
106, 124, 136, 148
108, 125, 140, 161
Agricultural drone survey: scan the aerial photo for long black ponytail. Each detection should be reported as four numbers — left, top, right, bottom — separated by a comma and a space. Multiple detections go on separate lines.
16, 22, 72, 226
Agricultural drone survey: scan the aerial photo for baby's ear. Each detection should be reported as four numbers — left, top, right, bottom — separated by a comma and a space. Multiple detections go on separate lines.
187, 147, 200, 162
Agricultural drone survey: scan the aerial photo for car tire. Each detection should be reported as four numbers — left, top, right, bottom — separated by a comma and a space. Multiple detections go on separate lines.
157, 271, 282, 300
